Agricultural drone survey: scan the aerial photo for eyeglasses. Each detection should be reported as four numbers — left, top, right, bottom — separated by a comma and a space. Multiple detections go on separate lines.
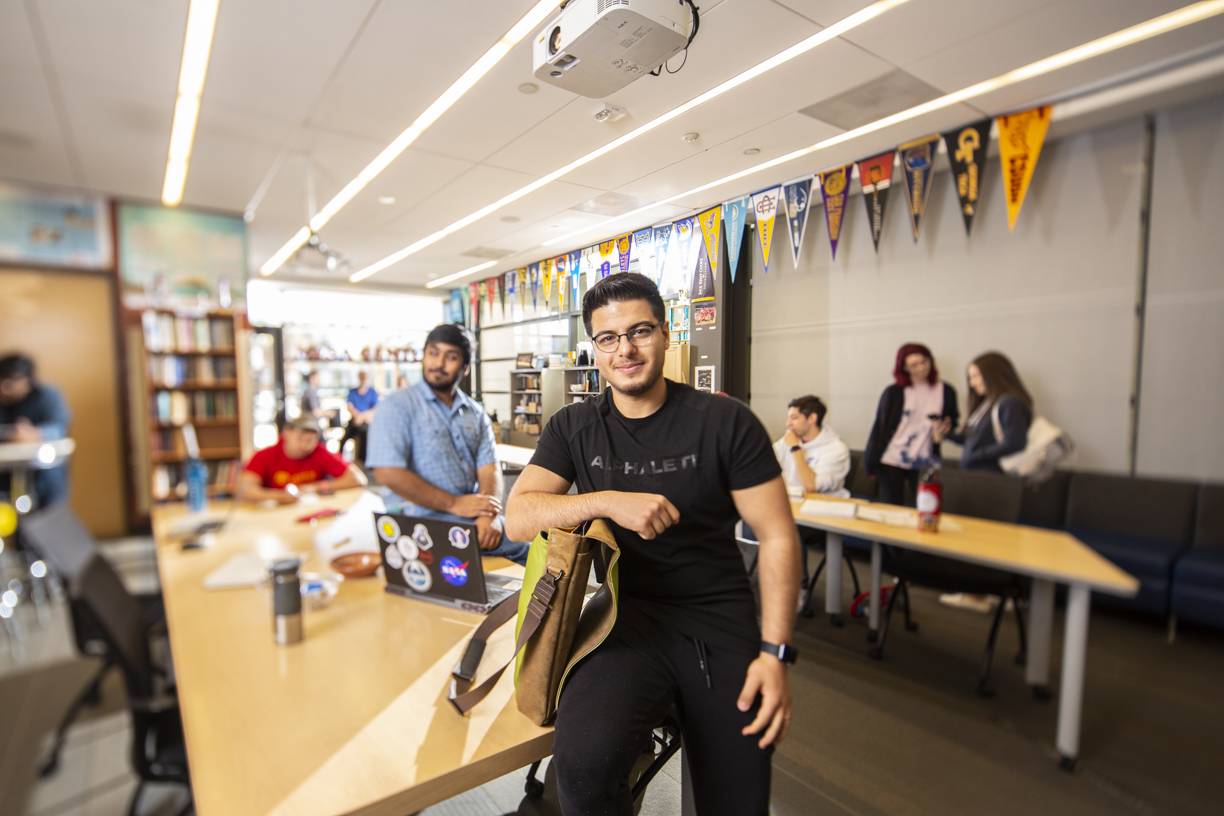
591, 322, 662, 354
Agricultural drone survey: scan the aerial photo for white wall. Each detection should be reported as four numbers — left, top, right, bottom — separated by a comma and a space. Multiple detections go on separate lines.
751, 117, 1147, 473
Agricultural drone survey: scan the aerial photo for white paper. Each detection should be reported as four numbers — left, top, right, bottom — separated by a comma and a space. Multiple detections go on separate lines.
203, 553, 271, 590
799, 499, 858, 518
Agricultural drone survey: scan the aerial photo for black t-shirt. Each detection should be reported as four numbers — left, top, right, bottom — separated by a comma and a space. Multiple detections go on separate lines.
529, 380, 781, 654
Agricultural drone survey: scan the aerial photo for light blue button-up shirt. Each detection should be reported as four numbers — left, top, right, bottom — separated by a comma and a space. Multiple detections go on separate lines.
365, 380, 496, 520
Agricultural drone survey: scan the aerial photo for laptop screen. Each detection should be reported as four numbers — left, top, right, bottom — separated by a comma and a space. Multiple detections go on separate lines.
374, 513, 489, 606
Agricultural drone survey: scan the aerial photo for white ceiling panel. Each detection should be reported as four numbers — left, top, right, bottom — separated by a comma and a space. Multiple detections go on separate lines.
57, 80, 174, 197
0, 4, 75, 187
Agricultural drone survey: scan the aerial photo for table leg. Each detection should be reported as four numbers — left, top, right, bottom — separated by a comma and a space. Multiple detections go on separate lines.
868, 542, 882, 641
1056, 584, 1091, 770
825, 533, 843, 627
1026, 579, 1054, 701
12, 466, 32, 514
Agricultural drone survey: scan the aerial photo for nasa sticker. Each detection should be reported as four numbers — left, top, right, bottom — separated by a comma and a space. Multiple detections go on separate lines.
383, 544, 405, 570
403, 561, 432, 593
440, 555, 469, 587
411, 524, 433, 551
396, 536, 419, 562
448, 526, 470, 550
377, 515, 401, 543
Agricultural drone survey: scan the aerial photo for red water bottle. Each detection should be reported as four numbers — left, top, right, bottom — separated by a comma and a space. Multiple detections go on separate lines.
917, 464, 941, 532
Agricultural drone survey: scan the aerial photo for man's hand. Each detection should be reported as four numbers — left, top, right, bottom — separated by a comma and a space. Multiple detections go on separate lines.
783, 429, 800, 449
603, 492, 679, 540
10, 418, 43, 443
450, 493, 501, 519
738, 654, 792, 749
273, 490, 299, 505
475, 514, 503, 551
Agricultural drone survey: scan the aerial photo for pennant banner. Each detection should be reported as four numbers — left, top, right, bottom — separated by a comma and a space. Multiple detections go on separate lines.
633, 228, 654, 283
943, 119, 992, 236
722, 196, 749, 283
487, 277, 499, 319
997, 105, 1051, 230
856, 151, 894, 252
616, 234, 632, 274
542, 258, 553, 304
817, 166, 851, 260
598, 239, 615, 278
518, 268, 527, 310
554, 254, 568, 311
899, 134, 941, 242
782, 176, 813, 267
652, 224, 672, 288
751, 186, 782, 273
448, 289, 464, 325
691, 239, 715, 302
582, 246, 598, 289
569, 251, 581, 305
674, 217, 696, 289
497, 273, 506, 313
477, 281, 488, 322
696, 206, 721, 284
528, 263, 539, 309
468, 282, 479, 329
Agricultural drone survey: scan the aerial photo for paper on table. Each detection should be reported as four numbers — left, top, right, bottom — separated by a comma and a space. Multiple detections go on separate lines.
855, 506, 917, 527
799, 499, 858, 518
203, 553, 272, 590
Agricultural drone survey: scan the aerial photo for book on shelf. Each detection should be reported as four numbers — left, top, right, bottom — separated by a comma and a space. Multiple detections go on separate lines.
141, 311, 234, 353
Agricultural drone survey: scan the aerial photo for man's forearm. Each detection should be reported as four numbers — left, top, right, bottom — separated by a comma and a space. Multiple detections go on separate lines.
792, 452, 816, 493
477, 466, 504, 503
373, 467, 458, 513
330, 466, 368, 491
756, 532, 801, 645
505, 490, 611, 543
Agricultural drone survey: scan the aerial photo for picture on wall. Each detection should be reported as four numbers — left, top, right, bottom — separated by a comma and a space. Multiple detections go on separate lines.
118, 203, 247, 306
0, 182, 112, 269
694, 366, 715, 394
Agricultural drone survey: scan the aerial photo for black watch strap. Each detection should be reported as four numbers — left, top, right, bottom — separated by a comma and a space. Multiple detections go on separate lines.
790, 444, 802, 453
760, 640, 797, 665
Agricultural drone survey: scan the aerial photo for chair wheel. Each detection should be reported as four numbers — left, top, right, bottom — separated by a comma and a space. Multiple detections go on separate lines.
868, 645, 883, 661
1014, 651, 1027, 667
904, 621, 919, 632
829, 613, 843, 628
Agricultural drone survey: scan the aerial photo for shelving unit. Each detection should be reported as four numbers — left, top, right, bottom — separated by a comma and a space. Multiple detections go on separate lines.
562, 366, 603, 407
508, 368, 564, 448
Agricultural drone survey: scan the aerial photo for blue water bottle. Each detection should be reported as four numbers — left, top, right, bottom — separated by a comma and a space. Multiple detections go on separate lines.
186, 457, 208, 513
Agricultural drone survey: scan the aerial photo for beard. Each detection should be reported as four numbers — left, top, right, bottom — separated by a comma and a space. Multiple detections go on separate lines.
424, 368, 461, 393
606, 357, 663, 397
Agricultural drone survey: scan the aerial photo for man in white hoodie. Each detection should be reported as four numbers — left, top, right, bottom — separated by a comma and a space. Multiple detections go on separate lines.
774, 395, 851, 498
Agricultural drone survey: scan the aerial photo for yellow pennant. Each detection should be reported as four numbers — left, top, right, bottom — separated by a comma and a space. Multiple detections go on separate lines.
697, 207, 721, 282
557, 272, 566, 311
517, 268, 527, 309
996, 105, 1052, 230
542, 258, 553, 302
599, 239, 615, 264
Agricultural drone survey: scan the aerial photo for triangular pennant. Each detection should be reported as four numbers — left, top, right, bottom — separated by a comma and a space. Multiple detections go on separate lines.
528, 263, 539, 309
696, 206, 722, 284
497, 273, 506, 313
468, 282, 479, 329
616, 234, 632, 274
598, 240, 615, 278
722, 196, 749, 282
899, 134, 941, 242
997, 105, 1051, 230
582, 246, 598, 288
751, 186, 782, 273
542, 258, 553, 304
569, 251, 581, 305
817, 166, 852, 260
517, 268, 527, 310
782, 177, 813, 267
449, 289, 464, 325
652, 224, 672, 288
554, 254, 568, 312
674, 217, 696, 290
477, 280, 488, 322
690, 239, 715, 302
942, 119, 992, 236
633, 228, 654, 282
856, 151, 895, 252
486, 277, 498, 319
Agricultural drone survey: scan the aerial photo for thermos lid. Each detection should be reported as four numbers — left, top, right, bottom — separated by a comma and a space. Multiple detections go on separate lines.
270, 558, 300, 577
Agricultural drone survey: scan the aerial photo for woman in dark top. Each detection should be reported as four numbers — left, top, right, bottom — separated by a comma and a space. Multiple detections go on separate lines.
864, 343, 959, 506
935, 351, 1031, 471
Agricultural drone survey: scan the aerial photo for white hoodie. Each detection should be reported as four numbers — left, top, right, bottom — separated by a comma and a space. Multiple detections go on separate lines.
773, 425, 851, 498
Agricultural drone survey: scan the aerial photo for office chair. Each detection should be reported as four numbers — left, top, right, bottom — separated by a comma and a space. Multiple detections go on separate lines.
870, 469, 1028, 697
70, 553, 191, 816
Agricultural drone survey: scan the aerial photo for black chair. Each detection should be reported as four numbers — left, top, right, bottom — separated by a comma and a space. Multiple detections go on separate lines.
871, 469, 1029, 697
70, 553, 191, 816
20, 505, 168, 778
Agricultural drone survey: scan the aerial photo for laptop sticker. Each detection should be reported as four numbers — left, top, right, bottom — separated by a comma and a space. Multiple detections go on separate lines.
403, 561, 432, 592
377, 516, 401, 543
448, 526, 470, 550
412, 524, 433, 550
440, 556, 469, 587
384, 545, 405, 570
396, 536, 419, 562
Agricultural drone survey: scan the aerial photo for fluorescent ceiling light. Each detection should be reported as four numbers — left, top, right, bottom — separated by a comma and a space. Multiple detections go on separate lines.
259, 0, 561, 277
425, 261, 496, 289
540, 0, 1224, 249
162, 0, 220, 206
348, 0, 911, 283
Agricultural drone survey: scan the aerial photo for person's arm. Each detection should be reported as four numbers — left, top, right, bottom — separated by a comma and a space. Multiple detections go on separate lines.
783, 432, 817, 494
474, 461, 506, 550
732, 475, 799, 748
372, 466, 499, 518
299, 463, 366, 493
963, 398, 1029, 467
813, 441, 851, 493
504, 464, 679, 543
237, 470, 297, 505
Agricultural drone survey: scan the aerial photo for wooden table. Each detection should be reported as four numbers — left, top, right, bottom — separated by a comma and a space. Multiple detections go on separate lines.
791, 496, 1138, 770
153, 491, 552, 816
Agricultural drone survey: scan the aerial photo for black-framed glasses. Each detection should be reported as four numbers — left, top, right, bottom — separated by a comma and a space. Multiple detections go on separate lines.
591, 321, 663, 353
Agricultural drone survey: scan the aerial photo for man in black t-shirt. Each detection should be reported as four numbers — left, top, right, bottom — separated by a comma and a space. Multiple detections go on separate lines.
506, 274, 801, 816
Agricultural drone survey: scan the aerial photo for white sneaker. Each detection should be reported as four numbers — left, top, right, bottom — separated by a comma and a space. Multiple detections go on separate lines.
938, 593, 997, 614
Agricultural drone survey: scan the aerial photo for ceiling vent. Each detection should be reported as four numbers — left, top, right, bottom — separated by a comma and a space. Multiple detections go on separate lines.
462, 246, 517, 260
800, 70, 944, 131
570, 191, 654, 217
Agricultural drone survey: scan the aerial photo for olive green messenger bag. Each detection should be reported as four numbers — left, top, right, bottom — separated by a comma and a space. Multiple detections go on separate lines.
447, 519, 620, 726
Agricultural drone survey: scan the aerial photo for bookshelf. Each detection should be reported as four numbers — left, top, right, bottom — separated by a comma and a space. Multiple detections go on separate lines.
508, 368, 564, 448
128, 309, 250, 514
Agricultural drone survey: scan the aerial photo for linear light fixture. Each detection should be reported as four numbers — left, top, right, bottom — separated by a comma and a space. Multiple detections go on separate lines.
258, 0, 562, 277
162, 0, 220, 206
425, 261, 497, 290
348, 0, 912, 283
540, 0, 1224, 250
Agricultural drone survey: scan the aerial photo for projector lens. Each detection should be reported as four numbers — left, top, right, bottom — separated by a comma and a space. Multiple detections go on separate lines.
548, 26, 562, 56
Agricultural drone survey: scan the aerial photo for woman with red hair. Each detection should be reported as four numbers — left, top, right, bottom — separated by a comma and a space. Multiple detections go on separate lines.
863, 343, 960, 505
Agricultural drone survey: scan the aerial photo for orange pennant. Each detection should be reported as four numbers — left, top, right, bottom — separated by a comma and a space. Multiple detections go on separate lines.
996, 105, 1052, 230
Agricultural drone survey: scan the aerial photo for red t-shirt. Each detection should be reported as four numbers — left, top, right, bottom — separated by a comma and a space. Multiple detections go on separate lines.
243, 440, 348, 489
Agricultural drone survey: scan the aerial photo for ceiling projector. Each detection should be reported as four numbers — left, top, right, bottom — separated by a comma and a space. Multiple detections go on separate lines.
532, 0, 694, 98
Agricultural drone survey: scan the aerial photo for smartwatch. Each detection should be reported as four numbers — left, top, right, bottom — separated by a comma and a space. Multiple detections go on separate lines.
760, 640, 798, 665
790, 445, 801, 453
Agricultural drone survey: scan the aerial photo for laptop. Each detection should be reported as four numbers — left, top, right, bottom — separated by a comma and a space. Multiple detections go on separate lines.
373, 513, 521, 615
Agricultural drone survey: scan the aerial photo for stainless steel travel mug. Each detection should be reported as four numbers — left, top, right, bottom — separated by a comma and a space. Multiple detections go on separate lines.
271, 559, 303, 645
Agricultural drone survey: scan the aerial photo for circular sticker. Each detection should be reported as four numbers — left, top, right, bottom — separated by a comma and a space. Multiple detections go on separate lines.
440, 555, 469, 587
417, 549, 433, 565
403, 561, 432, 593
396, 536, 419, 562
384, 545, 404, 570
448, 526, 470, 550
377, 515, 401, 543
411, 524, 434, 550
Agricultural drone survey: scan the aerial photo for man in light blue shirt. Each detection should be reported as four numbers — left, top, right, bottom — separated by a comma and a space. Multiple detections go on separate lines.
365, 324, 528, 565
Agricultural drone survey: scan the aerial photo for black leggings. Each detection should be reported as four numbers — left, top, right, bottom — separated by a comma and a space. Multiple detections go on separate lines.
553, 605, 771, 816
877, 463, 919, 507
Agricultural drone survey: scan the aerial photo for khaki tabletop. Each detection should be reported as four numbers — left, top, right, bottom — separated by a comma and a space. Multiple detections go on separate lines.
153, 491, 551, 816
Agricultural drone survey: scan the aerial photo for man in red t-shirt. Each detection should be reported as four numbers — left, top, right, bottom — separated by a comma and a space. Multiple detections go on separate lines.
240, 416, 367, 504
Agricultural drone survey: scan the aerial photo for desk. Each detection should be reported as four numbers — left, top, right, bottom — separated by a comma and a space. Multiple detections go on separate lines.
0, 437, 75, 513
791, 497, 1138, 770
154, 491, 551, 816
495, 443, 535, 469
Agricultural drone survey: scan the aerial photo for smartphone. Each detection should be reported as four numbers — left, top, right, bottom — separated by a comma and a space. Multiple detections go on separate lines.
926, 414, 943, 421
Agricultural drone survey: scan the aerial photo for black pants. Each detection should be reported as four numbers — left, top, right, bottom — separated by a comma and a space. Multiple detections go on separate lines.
553, 605, 771, 816
877, 463, 918, 507
340, 422, 368, 464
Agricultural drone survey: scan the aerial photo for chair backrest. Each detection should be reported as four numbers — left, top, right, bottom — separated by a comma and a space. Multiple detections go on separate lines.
70, 554, 153, 699
1018, 470, 1073, 529
19, 503, 98, 581
846, 450, 878, 499
1194, 484, 1224, 548
1066, 472, 1198, 543
940, 468, 1023, 523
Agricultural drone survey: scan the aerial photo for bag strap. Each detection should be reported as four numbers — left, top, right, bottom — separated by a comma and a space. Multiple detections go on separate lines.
448, 566, 563, 714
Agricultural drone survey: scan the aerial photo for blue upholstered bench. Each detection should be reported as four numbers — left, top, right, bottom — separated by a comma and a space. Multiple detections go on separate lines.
1171, 485, 1224, 630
